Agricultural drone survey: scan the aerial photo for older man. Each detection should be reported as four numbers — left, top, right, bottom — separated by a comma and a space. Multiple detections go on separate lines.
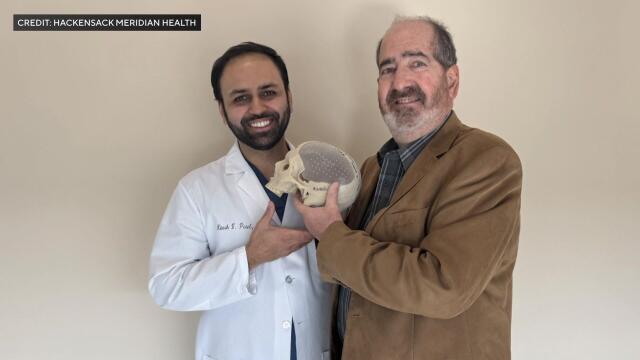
295, 16, 522, 359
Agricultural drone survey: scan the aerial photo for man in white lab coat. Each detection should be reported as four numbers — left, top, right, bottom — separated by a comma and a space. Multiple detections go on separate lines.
148, 42, 332, 360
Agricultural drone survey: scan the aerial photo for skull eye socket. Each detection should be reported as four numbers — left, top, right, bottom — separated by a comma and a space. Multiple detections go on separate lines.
283, 164, 289, 170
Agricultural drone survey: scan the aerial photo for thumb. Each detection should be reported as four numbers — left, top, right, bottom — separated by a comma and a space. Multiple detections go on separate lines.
292, 192, 305, 213
326, 182, 340, 208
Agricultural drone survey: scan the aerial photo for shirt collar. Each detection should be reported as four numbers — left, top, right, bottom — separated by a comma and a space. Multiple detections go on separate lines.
377, 111, 452, 170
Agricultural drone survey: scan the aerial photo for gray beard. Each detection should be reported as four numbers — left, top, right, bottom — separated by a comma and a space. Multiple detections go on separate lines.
383, 106, 440, 141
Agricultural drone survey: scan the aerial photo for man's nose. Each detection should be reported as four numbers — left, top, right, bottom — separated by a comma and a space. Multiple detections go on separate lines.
390, 66, 414, 91
248, 97, 268, 115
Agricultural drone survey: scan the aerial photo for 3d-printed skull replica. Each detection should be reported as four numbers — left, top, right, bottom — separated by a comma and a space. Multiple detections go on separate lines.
266, 141, 361, 211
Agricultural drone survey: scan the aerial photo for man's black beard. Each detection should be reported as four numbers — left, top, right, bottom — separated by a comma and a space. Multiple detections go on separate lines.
223, 103, 291, 151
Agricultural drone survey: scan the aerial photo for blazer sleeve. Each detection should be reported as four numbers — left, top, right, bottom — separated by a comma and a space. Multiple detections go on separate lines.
316, 144, 522, 319
148, 181, 255, 311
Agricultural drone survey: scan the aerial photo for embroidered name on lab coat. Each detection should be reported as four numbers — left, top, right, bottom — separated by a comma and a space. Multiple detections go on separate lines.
216, 222, 253, 231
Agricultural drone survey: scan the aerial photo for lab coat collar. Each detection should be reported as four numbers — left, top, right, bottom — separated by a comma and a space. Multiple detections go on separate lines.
223, 140, 294, 175
223, 140, 296, 226
224, 141, 251, 175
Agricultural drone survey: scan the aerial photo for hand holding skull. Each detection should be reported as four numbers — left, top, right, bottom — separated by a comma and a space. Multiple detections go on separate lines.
245, 202, 313, 270
293, 182, 344, 239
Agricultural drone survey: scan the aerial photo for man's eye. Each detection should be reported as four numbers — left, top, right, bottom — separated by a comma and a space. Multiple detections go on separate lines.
261, 90, 277, 97
233, 95, 249, 103
411, 60, 427, 68
380, 67, 394, 75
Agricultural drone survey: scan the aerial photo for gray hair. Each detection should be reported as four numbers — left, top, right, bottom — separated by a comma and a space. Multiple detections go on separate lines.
376, 16, 457, 69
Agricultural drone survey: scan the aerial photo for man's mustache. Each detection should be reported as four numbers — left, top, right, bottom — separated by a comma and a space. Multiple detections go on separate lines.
386, 86, 426, 107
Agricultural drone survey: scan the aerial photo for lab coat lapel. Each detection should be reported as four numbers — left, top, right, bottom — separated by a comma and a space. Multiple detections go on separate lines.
281, 193, 304, 229
274, 140, 297, 227
224, 142, 271, 222
224, 140, 297, 226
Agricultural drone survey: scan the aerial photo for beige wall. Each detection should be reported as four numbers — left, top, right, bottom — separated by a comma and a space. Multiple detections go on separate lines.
1, 0, 639, 359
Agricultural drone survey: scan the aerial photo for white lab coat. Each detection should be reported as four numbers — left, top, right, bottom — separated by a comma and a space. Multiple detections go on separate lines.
149, 141, 333, 360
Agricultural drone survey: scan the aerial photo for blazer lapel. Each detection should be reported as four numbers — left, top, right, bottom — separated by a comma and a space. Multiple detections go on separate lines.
346, 158, 380, 229
365, 111, 464, 232
390, 112, 463, 205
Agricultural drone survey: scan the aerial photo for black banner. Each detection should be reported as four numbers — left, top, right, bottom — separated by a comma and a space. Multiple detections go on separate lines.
13, 14, 201, 31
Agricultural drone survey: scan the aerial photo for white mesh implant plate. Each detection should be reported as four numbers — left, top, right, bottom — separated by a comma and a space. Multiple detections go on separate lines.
298, 142, 356, 184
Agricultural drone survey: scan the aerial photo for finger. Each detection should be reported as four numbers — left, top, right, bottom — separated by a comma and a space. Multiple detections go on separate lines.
286, 228, 313, 239
288, 233, 313, 253
257, 202, 276, 226
288, 239, 310, 254
280, 228, 313, 243
298, 230, 314, 243
326, 182, 340, 208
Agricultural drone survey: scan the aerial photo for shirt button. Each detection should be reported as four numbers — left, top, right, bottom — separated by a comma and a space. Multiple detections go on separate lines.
285, 275, 294, 284
282, 320, 291, 329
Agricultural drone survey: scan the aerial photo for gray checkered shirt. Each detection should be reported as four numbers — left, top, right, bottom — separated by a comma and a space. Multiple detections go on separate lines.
335, 113, 449, 350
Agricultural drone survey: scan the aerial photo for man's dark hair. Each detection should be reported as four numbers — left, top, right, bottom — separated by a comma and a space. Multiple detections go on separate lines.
376, 16, 457, 69
211, 42, 290, 102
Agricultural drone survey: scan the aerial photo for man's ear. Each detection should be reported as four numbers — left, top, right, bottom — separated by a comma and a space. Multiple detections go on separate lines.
217, 101, 227, 123
446, 64, 460, 99
287, 89, 293, 112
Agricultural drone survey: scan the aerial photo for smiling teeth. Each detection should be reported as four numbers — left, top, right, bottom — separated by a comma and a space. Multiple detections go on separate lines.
250, 120, 271, 128
395, 97, 417, 104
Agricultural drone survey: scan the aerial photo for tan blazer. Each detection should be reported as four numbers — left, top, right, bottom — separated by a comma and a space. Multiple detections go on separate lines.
317, 112, 522, 360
